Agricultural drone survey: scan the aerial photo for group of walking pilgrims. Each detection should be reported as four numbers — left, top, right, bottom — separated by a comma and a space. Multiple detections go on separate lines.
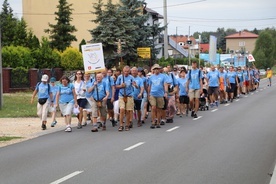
31, 61, 270, 132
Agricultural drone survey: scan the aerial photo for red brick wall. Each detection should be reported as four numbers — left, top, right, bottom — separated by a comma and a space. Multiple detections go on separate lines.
3, 68, 12, 93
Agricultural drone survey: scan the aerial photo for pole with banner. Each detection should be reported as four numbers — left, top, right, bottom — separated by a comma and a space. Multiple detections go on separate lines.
81, 43, 105, 74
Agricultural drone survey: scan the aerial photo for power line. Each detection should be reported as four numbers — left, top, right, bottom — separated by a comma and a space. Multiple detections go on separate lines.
151, 0, 207, 9
169, 16, 276, 22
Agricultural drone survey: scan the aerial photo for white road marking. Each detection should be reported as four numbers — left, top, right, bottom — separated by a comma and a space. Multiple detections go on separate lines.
224, 104, 230, 106
166, 126, 180, 132
50, 171, 83, 184
124, 142, 145, 151
235, 99, 240, 102
193, 116, 202, 120
211, 109, 218, 112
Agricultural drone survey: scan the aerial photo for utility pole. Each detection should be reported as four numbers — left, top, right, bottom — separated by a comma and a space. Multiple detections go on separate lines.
188, 26, 191, 67
115, 39, 125, 66
163, 0, 168, 59
198, 34, 201, 67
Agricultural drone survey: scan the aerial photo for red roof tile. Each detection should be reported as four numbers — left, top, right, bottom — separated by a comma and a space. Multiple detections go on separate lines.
225, 31, 258, 39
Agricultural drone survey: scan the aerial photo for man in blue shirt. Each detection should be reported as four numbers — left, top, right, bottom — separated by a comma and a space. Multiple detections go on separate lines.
206, 65, 220, 107
105, 69, 116, 127
148, 64, 168, 128
116, 66, 135, 131
226, 66, 239, 102
88, 73, 109, 132
131, 67, 144, 127
186, 61, 203, 118
31, 74, 53, 130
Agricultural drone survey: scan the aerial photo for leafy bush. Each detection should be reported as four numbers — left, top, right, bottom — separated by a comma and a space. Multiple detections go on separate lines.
61, 47, 83, 70
2, 46, 35, 68
31, 37, 61, 69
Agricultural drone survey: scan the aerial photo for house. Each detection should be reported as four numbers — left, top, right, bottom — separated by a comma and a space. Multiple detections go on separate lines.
168, 37, 188, 58
225, 31, 258, 54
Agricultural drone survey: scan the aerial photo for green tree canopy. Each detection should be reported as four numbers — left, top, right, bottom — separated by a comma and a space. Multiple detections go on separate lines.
44, 0, 77, 52
253, 28, 276, 69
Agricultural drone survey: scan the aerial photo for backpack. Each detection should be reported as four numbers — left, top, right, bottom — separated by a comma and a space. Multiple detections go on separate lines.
37, 82, 50, 94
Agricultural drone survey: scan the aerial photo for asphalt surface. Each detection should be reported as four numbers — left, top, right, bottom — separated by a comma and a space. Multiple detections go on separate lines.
1, 78, 276, 184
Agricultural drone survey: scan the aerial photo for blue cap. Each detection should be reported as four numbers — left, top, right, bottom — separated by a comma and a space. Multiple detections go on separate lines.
50, 77, 56, 82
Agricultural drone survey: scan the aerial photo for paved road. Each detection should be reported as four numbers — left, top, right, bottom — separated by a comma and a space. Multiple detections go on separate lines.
1, 80, 276, 184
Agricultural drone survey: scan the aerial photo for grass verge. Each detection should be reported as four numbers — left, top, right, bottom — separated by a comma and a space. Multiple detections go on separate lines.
0, 92, 37, 118
0, 136, 22, 142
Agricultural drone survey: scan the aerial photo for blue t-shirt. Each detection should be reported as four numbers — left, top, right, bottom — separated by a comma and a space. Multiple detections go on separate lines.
187, 69, 202, 89
36, 82, 51, 99
85, 79, 94, 98
58, 83, 75, 104
237, 71, 244, 83
116, 75, 134, 97
92, 81, 108, 101
177, 77, 188, 96
227, 71, 237, 84
132, 76, 144, 100
148, 73, 167, 97
103, 76, 115, 99
207, 70, 219, 87
50, 85, 59, 104
243, 70, 249, 81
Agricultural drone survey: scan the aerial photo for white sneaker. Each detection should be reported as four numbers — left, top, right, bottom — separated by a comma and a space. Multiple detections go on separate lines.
65, 126, 72, 132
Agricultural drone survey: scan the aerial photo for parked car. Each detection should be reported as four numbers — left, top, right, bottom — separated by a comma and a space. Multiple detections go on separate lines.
259, 69, 266, 76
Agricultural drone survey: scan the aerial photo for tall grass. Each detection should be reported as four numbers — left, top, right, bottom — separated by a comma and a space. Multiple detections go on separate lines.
0, 92, 37, 118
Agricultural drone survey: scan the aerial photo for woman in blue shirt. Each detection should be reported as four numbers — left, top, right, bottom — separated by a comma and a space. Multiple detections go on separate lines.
177, 70, 189, 117
56, 76, 78, 132
31, 74, 53, 130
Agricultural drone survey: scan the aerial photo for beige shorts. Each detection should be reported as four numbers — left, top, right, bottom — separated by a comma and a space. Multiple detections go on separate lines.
119, 97, 134, 111
188, 89, 200, 99
91, 100, 107, 118
149, 96, 164, 109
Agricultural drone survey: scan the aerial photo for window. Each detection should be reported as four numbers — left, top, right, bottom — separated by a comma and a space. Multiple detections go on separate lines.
239, 41, 245, 47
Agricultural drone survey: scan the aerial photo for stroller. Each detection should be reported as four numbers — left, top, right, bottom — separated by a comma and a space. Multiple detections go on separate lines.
199, 91, 209, 111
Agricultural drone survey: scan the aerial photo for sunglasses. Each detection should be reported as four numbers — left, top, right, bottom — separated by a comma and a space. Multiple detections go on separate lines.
76, 73, 82, 75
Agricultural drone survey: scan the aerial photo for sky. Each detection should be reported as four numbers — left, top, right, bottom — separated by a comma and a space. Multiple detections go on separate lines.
1, 0, 276, 35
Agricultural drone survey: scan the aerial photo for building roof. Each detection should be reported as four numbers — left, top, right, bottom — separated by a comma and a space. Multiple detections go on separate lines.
199, 43, 209, 53
168, 37, 188, 57
170, 36, 197, 49
225, 31, 258, 39
145, 7, 164, 19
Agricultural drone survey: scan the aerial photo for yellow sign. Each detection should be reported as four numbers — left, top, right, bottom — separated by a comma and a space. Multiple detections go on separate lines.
137, 47, 151, 59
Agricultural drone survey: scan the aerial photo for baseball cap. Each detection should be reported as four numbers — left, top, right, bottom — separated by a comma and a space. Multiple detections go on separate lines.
41, 74, 49, 82
50, 77, 56, 83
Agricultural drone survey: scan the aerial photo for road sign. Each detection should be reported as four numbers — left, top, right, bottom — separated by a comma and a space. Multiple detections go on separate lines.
137, 47, 151, 59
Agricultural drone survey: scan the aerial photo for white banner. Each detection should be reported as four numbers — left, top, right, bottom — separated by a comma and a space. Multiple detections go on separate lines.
209, 35, 217, 64
247, 54, 255, 62
81, 43, 105, 73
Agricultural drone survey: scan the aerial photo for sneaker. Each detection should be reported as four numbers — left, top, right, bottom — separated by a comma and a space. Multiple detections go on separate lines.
156, 125, 161, 128
41, 124, 46, 130
51, 121, 57, 127
150, 124, 155, 129
77, 123, 82, 129
179, 114, 183, 117
65, 126, 72, 132
191, 111, 195, 117
141, 120, 145, 124
210, 103, 214, 108
111, 119, 116, 127
91, 128, 98, 132
129, 121, 133, 128
193, 113, 198, 118
82, 122, 87, 127
160, 120, 166, 125
215, 101, 218, 107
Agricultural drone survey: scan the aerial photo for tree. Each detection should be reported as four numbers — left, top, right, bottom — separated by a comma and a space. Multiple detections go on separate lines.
61, 47, 83, 70
44, 0, 77, 52
253, 29, 276, 69
0, 0, 17, 46
90, 0, 163, 66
